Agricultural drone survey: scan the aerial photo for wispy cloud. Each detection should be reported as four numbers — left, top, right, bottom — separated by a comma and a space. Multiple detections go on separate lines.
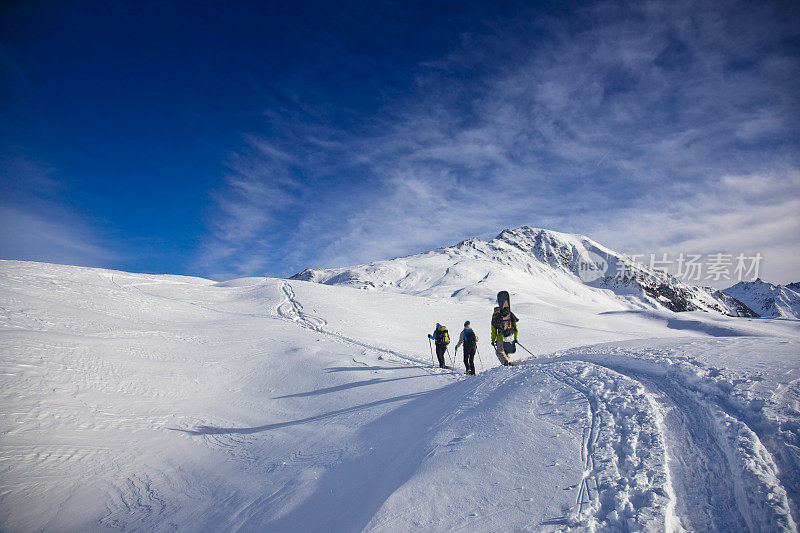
0, 151, 117, 267
588, 171, 800, 285
196, 138, 302, 280
201, 0, 800, 283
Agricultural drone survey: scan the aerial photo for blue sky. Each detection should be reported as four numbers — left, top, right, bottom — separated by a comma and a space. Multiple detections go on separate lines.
1, 0, 799, 283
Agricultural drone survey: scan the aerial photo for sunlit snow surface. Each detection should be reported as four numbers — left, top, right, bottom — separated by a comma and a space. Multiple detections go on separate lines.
1, 260, 798, 531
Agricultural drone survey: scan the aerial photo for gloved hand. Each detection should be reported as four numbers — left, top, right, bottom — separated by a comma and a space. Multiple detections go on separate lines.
513, 339, 517, 344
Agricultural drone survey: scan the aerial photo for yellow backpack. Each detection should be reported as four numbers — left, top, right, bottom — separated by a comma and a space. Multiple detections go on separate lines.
436, 325, 450, 344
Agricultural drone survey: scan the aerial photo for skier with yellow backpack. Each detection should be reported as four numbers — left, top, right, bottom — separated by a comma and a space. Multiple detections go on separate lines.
428, 323, 451, 369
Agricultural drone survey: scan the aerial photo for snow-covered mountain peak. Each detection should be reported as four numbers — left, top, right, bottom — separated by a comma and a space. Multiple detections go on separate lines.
486, 226, 627, 278
724, 279, 800, 319
495, 226, 606, 252
292, 225, 758, 317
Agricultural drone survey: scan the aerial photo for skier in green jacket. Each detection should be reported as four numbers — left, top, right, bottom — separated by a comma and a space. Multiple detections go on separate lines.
491, 306, 518, 366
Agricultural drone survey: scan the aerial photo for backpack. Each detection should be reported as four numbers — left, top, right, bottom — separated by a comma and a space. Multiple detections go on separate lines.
464, 328, 476, 348
493, 309, 518, 337
436, 325, 450, 344
501, 313, 517, 337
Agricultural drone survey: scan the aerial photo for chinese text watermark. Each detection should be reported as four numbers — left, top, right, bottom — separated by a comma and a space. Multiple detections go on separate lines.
576, 252, 763, 283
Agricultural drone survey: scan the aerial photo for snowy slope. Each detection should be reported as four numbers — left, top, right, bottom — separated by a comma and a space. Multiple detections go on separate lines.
725, 279, 800, 319
1, 259, 799, 532
293, 226, 757, 317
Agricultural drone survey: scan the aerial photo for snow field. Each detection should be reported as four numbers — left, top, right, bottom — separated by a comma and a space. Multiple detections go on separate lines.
1, 260, 799, 531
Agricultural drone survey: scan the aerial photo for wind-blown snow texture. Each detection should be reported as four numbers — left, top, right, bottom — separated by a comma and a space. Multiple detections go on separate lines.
725, 279, 800, 320
1, 233, 798, 531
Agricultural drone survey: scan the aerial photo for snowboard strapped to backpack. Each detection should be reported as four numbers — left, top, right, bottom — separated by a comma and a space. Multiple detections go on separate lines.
495, 291, 518, 337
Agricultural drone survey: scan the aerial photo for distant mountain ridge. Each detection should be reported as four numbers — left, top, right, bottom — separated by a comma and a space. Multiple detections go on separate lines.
724, 279, 800, 319
292, 226, 758, 317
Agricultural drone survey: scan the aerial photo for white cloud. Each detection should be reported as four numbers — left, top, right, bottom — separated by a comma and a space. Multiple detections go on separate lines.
197, 138, 302, 279
587, 171, 800, 285
200, 0, 800, 283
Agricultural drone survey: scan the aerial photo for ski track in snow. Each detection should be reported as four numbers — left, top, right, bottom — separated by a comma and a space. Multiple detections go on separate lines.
274, 282, 462, 379
529, 349, 798, 532
532, 361, 676, 530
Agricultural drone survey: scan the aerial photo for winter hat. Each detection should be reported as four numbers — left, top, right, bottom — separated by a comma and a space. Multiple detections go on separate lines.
464, 321, 471, 328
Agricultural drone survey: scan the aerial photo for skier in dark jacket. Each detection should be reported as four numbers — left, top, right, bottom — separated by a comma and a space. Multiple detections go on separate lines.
428, 323, 450, 368
454, 321, 478, 375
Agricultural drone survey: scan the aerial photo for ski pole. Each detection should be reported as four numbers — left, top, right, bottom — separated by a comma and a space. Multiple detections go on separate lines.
428, 337, 434, 366
476, 346, 484, 372
515, 341, 536, 357
447, 347, 456, 369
